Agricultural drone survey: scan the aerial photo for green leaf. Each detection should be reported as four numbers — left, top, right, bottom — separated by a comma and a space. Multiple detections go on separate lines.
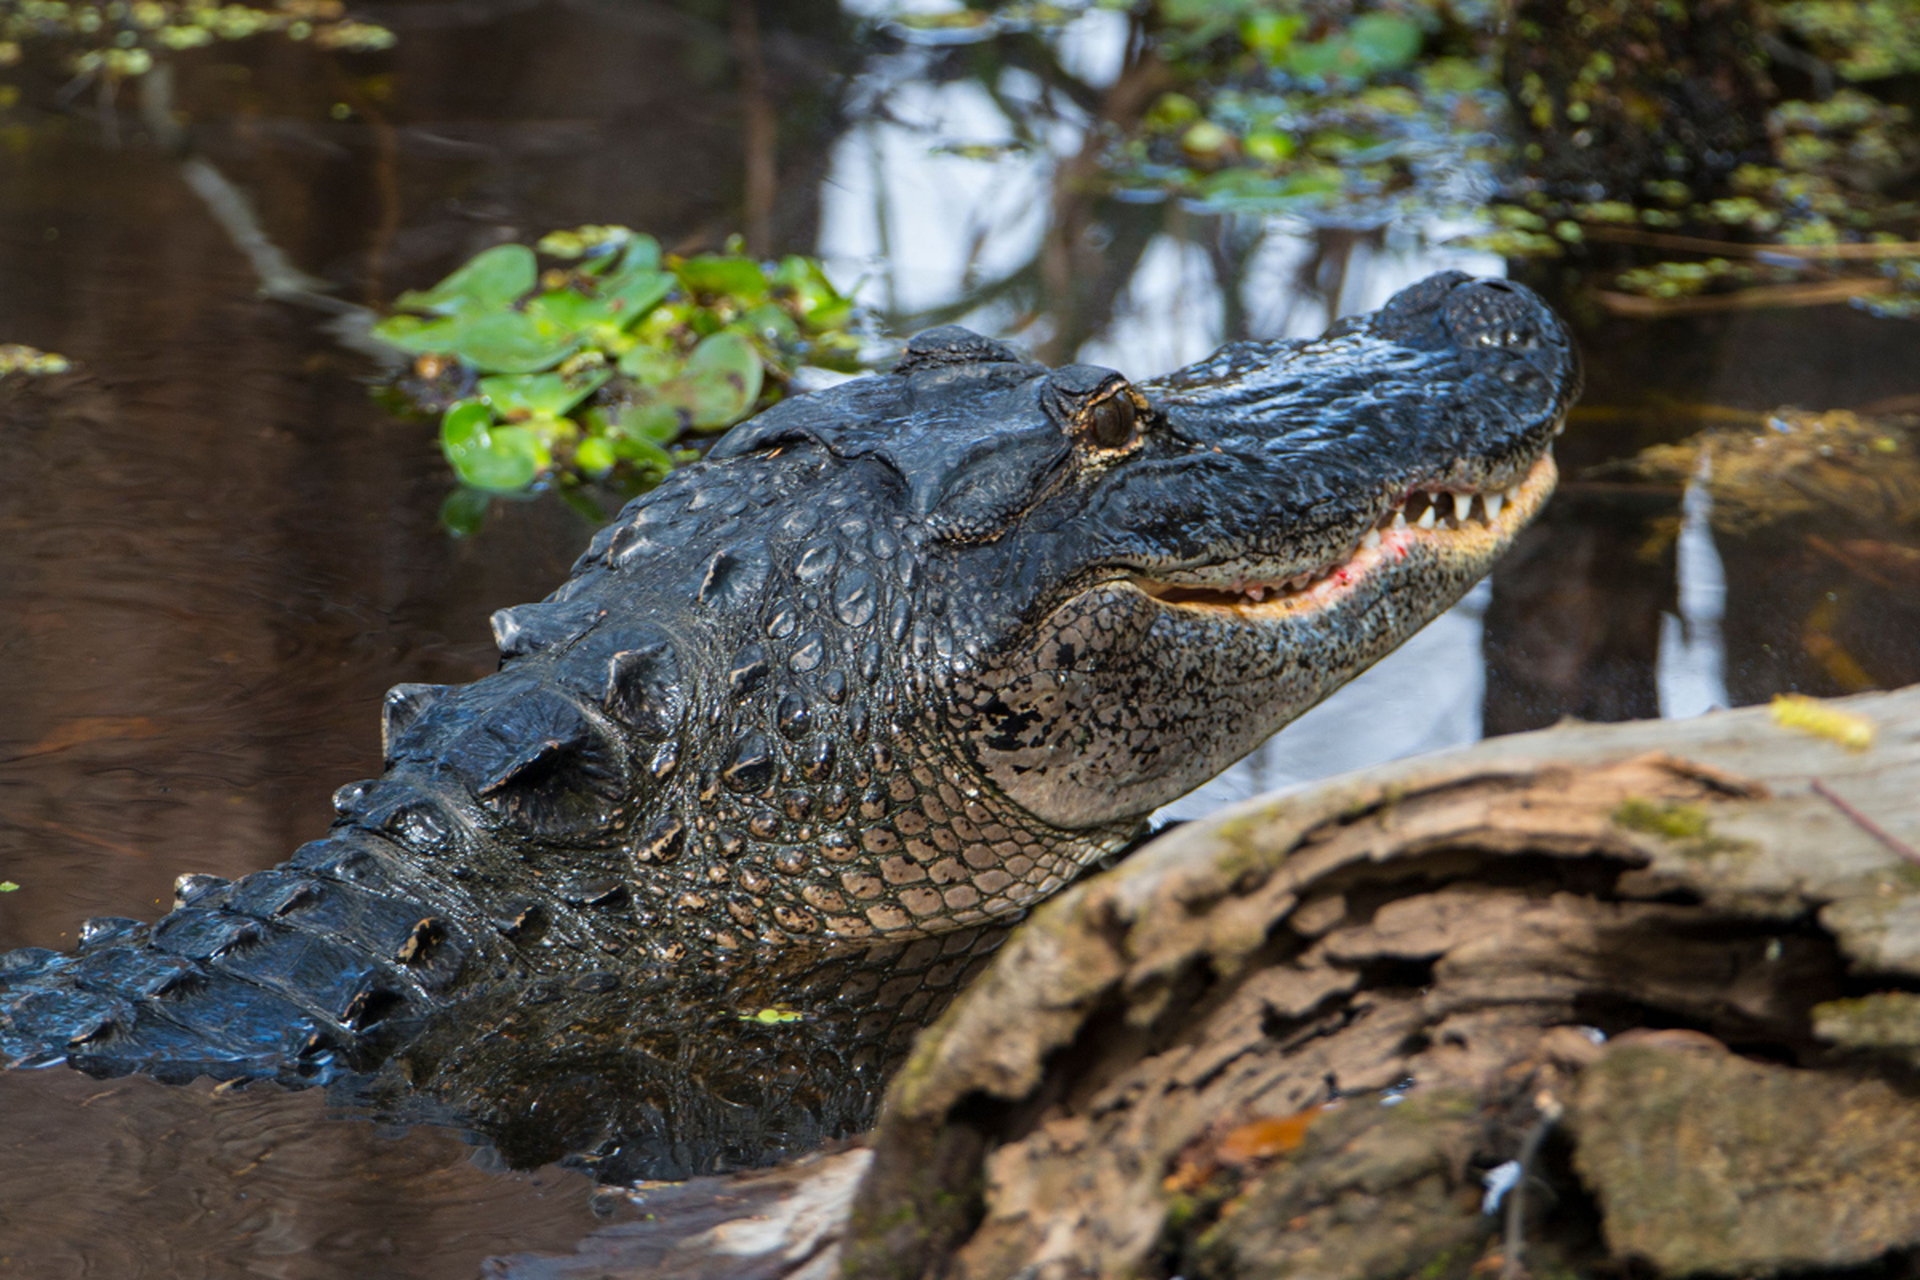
737, 302, 802, 347
575, 435, 616, 476
1347, 14, 1422, 72
618, 235, 663, 274
0, 881, 18, 892
1241, 12, 1304, 64
447, 311, 581, 374
598, 267, 674, 328
441, 399, 548, 491
615, 400, 685, 446
617, 346, 683, 383
478, 366, 612, 418
394, 244, 536, 316
674, 254, 769, 303
770, 256, 854, 329
526, 288, 608, 332
370, 313, 461, 354
438, 486, 492, 537
677, 330, 763, 428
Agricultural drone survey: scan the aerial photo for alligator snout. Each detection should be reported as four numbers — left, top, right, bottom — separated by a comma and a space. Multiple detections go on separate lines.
1444, 277, 1557, 349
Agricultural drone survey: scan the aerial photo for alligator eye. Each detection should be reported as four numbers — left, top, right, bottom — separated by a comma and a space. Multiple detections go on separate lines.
1083, 393, 1138, 452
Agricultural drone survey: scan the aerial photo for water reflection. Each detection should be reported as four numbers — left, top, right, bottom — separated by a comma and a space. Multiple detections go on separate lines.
1657, 459, 1731, 719
0, 0, 1916, 1271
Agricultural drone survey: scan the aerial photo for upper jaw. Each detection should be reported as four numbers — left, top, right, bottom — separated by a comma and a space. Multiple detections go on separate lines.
1108, 273, 1577, 610
1128, 452, 1559, 615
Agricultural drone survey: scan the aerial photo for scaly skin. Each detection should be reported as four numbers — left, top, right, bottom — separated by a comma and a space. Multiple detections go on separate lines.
0, 274, 1579, 1173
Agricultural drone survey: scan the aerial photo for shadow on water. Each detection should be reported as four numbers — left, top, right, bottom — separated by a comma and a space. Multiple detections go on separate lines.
0, 1, 1916, 1273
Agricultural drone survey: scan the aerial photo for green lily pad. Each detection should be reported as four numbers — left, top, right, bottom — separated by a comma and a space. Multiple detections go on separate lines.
478, 366, 612, 418
618, 235, 663, 274
1288, 14, 1422, 80
575, 435, 617, 476
1241, 12, 1305, 64
441, 399, 549, 491
615, 399, 686, 446
597, 267, 674, 328
770, 256, 854, 328
448, 310, 581, 375
370, 312, 460, 354
609, 330, 761, 435
617, 345, 682, 384
1347, 14, 1422, 72
738, 302, 802, 347
676, 330, 763, 428
675, 253, 768, 303
524, 288, 606, 333
394, 244, 536, 316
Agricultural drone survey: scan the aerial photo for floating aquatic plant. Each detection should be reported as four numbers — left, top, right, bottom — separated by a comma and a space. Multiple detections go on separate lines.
0, 1, 393, 83
878, 1, 1920, 315
0, 343, 71, 376
882, 1, 1507, 221
371, 228, 864, 532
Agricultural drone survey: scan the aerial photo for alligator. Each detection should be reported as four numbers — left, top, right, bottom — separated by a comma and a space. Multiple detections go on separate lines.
0, 271, 1578, 1178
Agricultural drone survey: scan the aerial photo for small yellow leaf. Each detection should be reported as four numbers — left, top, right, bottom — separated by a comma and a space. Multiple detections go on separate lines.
1770, 693, 1875, 751
741, 1007, 805, 1025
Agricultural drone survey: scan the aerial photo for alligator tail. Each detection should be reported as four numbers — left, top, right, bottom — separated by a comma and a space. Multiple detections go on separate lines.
0, 831, 474, 1087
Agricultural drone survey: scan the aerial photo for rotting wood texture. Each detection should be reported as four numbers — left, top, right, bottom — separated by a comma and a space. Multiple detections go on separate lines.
494, 685, 1920, 1280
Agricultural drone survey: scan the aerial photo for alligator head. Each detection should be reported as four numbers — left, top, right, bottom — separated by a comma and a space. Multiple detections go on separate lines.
334, 271, 1580, 958
700, 270, 1578, 835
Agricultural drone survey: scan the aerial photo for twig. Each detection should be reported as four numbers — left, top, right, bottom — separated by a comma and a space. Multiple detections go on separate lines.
1502, 1095, 1563, 1280
1811, 779, 1920, 865
1596, 278, 1894, 317
1581, 224, 1920, 260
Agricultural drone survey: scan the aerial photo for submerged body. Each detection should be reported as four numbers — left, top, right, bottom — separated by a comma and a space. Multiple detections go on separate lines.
0, 273, 1578, 1173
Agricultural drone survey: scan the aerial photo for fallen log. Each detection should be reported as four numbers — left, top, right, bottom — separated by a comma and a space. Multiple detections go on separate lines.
493, 685, 1920, 1279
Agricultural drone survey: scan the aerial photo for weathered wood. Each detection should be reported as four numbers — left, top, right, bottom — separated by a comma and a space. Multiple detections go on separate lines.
495, 686, 1920, 1279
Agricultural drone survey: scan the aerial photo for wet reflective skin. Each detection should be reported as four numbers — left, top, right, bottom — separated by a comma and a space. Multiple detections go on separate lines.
0, 273, 1576, 1180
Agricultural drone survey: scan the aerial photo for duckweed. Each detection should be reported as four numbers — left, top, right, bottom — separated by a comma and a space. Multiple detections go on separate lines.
371, 228, 864, 528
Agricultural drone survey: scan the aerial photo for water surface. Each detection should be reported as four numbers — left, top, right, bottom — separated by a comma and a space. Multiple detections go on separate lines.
1, 3, 1916, 1273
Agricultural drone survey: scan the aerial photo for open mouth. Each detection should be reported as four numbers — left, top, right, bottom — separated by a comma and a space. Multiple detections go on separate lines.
1132, 453, 1558, 617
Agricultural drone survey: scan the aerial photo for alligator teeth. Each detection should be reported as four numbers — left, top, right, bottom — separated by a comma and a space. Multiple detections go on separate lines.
1451, 493, 1470, 523
1485, 491, 1504, 521
1245, 585, 1266, 602
1289, 573, 1312, 590
1391, 510, 1408, 530
1362, 528, 1381, 551
1416, 505, 1437, 530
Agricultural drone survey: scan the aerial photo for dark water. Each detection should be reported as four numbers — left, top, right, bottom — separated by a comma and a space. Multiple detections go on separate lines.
0, 2, 1915, 1274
